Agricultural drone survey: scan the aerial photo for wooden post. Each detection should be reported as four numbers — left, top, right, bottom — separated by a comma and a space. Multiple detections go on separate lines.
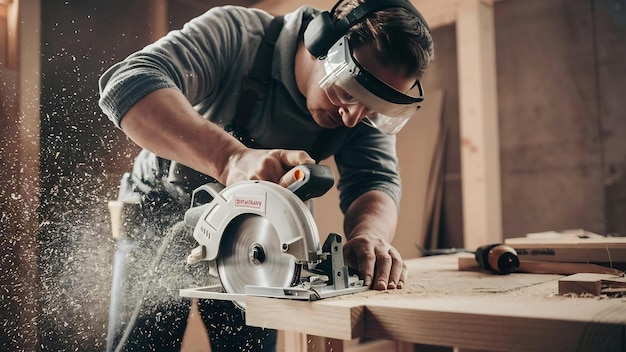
1, 0, 42, 350
456, 0, 503, 250
5, 0, 19, 69
307, 335, 344, 352
148, 0, 168, 43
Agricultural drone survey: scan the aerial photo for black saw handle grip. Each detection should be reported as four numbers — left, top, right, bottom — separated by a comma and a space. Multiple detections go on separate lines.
279, 164, 335, 201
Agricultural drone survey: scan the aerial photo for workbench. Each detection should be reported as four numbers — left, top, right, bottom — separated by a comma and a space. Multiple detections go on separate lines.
245, 254, 626, 352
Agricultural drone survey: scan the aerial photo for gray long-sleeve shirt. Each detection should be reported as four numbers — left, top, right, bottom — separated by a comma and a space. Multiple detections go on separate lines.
98, 5, 401, 213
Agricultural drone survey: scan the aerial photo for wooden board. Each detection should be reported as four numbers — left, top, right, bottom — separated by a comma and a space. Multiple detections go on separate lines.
363, 296, 625, 352
559, 273, 626, 296
245, 255, 626, 352
246, 296, 365, 341
505, 234, 626, 264
459, 255, 624, 276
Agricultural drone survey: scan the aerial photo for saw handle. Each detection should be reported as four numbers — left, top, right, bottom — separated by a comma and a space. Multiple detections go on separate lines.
279, 164, 334, 201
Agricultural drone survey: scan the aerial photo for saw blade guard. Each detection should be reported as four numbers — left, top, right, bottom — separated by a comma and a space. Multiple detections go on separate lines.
184, 180, 323, 264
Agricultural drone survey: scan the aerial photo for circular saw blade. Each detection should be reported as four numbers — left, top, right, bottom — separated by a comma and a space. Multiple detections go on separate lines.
217, 214, 298, 309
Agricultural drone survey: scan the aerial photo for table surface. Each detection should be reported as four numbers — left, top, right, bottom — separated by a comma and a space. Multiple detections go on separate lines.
244, 254, 626, 352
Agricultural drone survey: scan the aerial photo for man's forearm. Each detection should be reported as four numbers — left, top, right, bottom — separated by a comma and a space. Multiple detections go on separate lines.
342, 190, 404, 290
343, 190, 398, 242
119, 88, 245, 184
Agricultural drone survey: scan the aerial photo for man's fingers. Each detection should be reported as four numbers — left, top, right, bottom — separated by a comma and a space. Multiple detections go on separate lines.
359, 253, 376, 288
373, 251, 392, 290
229, 149, 314, 185
344, 237, 407, 291
257, 156, 287, 183
278, 149, 315, 168
398, 264, 408, 289
387, 251, 405, 289
349, 246, 375, 288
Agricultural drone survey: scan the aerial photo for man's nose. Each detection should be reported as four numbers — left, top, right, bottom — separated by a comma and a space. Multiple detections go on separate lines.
339, 104, 368, 128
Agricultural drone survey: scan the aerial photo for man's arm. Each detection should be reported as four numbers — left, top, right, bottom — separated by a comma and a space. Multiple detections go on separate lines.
342, 190, 407, 291
120, 88, 314, 186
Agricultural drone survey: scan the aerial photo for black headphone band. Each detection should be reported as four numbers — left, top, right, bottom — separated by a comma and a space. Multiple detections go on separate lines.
338, 0, 429, 33
304, 0, 430, 58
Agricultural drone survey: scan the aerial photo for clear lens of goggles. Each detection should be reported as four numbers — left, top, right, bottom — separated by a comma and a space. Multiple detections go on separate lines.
319, 36, 424, 134
362, 114, 412, 135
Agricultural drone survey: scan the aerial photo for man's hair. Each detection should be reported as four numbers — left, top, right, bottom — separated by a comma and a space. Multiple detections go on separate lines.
334, 0, 434, 79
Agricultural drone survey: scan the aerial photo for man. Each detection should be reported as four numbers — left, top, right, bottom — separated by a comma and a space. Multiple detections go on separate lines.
99, 0, 434, 350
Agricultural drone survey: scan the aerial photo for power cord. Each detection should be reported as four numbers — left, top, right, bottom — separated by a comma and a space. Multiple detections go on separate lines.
114, 224, 179, 352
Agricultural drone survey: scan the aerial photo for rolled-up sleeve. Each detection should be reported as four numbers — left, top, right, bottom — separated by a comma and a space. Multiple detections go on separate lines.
98, 6, 262, 127
98, 54, 180, 127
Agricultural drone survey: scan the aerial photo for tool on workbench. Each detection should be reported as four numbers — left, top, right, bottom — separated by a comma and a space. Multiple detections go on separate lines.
415, 244, 472, 256
504, 232, 626, 270
416, 243, 520, 274
474, 244, 521, 274
458, 245, 624, 276
179, 164, 368, 309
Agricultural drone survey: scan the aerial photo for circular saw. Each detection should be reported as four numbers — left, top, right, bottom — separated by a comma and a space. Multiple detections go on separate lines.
179, 165, 367, 309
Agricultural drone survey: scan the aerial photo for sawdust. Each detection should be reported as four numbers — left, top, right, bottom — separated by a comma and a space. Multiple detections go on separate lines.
330, 267, 567, 304
25, 169, 114, 351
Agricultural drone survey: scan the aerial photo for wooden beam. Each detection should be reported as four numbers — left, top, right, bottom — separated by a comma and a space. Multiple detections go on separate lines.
252, 0, 505, 30
307, 335, 344, 352
456, 0, 503, 250
5, 0, 17, 69
245, 296, 366, 341
148, 0, 168, 42
363, 296, 626, 351
4, 0, 41, 350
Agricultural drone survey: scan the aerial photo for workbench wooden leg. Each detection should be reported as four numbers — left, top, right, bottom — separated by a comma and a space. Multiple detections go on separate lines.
277, 331, 343, 352
395, 341, 417, 352
307, 335, 343, 352
277, 331, 306, 352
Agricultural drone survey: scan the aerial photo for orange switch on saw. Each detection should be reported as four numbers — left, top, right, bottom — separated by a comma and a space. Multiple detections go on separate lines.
279, 166, 306, 188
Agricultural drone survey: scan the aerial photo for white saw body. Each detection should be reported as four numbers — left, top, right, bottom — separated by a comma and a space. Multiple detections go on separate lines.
179, 165, 367, 308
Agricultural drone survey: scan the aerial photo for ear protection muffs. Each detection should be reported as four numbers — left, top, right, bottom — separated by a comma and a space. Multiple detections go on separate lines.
303, 0, 430, 59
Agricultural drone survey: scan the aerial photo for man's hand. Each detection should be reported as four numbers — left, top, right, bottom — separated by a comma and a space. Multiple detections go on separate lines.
343, 233, 407, 290
342, 190, 406, 290
223, 148, 315, 186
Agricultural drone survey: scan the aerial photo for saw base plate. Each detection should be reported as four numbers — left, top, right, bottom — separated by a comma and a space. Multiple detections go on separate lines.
179, 283, 368, 302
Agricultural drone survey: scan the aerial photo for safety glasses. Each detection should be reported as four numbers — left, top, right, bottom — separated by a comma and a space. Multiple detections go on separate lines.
319, 36, 424, 134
